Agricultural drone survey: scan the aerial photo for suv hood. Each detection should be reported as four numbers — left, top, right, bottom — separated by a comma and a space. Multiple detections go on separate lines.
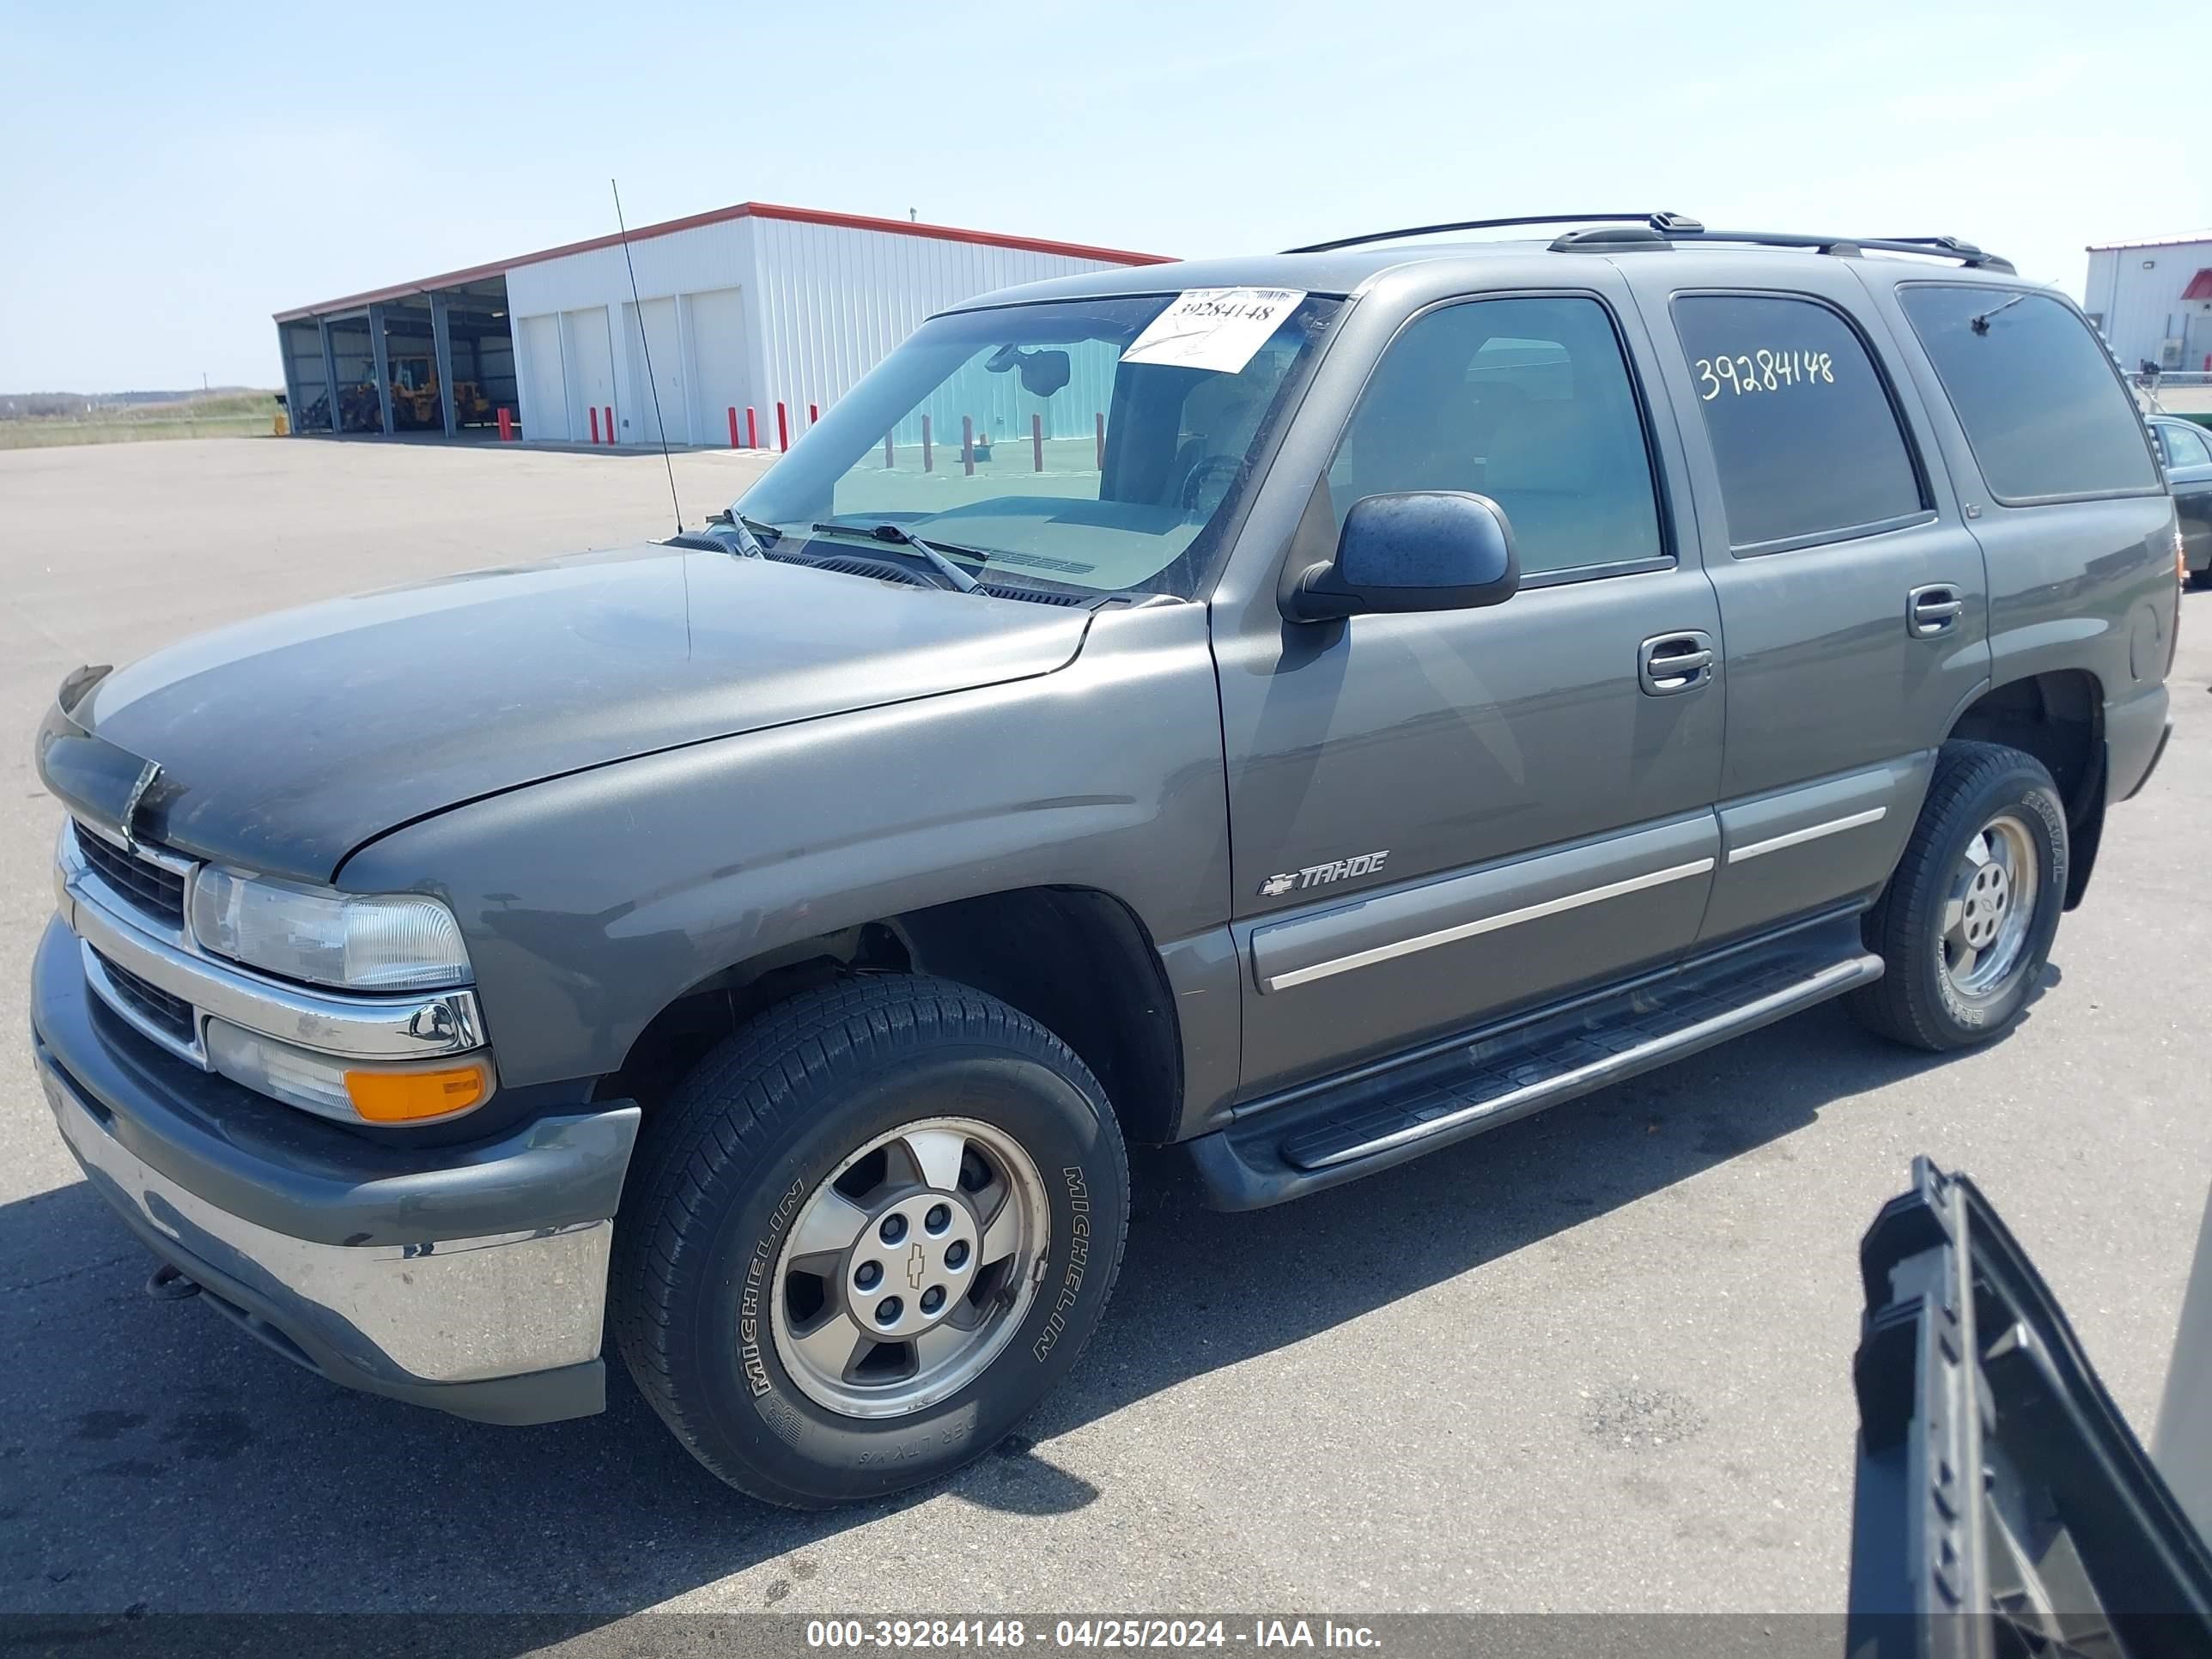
42, 545, 1090, 883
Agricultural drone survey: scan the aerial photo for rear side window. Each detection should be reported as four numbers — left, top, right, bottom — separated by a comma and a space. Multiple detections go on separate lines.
1897, 286, 2159, 503
1672, 294, 1926, 550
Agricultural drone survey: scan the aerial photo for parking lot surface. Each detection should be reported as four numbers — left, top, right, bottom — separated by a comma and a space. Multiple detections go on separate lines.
1, 437, 2207, 1622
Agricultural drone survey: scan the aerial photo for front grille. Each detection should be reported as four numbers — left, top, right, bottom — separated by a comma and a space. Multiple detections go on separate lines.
75, 825, 187, 926
93, 949, 198, 1045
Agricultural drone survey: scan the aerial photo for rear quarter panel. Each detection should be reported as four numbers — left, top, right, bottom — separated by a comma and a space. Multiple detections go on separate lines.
1846, 270, 2177, 738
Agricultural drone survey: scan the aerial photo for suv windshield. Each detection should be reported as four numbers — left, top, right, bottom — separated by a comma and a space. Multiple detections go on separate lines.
734, 292, 1340, 599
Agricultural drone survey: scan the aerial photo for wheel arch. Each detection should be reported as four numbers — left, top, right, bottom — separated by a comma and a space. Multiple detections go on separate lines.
1943, 667, 2105, 908
601, 884, 1186, 1146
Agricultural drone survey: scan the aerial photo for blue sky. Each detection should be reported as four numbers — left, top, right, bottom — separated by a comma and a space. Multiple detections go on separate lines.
4, 1, 2205, 391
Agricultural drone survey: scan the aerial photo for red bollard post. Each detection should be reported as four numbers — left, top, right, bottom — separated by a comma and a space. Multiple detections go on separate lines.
962, 415, 975, 477
809, 403, 819, 427
922, 415, 933, 471
884, 433, 895, 468
745, 406, 758, 448
1095, 411, 1106, 470
727, 407, 740, 448
588, 406, 600, 445
604, 405, 615, 446
1032, 412, 1044, 471
775, 401, 789, 453
496, 407, 514, 441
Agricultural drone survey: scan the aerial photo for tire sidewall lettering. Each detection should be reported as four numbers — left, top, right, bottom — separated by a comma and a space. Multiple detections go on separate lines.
740, 1176, 807, 1400
1032, 1164, 1091, 1364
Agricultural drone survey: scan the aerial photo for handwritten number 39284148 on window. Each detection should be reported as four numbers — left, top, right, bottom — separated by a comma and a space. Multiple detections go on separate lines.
1694, 349, 1836, 400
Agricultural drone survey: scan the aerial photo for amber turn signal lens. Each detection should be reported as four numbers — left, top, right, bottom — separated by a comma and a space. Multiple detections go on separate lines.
346, 1061, 490, 1123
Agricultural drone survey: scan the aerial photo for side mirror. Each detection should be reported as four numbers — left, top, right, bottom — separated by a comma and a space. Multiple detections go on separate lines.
1282, 491, 1521, 623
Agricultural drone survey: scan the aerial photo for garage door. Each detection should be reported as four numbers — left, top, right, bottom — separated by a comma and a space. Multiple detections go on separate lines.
625, 296, 687, 446
688, 286, 751, 446
562, 307, 617, 443
518, 315, 566, 441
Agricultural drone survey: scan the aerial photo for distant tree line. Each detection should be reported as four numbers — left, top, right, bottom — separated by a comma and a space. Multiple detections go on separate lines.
0, 388, 259, 422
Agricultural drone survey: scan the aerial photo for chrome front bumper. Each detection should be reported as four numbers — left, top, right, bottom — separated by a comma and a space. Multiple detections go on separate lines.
31, 918, 638, 1425
45, 1052, 610, 1381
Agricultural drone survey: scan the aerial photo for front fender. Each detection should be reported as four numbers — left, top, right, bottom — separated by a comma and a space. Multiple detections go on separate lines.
336, 603, 1231, 1091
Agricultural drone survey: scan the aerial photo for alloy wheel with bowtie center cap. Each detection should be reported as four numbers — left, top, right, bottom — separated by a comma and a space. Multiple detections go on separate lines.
772, 1117, 1047, 1418
1941, 811, 2039, 998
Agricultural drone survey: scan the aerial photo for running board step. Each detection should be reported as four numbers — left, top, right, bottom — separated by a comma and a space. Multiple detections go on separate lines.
1189, 917, 1883, 1210
1280, 952, 1879, 1170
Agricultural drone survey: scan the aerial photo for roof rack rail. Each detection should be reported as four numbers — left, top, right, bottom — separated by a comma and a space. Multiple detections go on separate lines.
1548, 223, 2014, 273
1282, 212, 1701, 256
1878, 234, 2011, 264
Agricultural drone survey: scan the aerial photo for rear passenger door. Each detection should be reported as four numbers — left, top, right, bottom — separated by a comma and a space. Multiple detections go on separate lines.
1622, 258, 1992, 945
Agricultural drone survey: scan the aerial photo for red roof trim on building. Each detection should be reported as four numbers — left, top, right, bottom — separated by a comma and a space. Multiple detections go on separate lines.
2185, 268, 2212, 302
272, 201, 1173, 323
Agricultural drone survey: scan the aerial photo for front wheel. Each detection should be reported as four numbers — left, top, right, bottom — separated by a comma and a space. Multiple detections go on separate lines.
611, 975, 1128, 1508
1848, 740, 2068, 1052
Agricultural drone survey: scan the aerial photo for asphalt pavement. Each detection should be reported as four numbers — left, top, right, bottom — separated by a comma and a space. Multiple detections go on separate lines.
1, 436, 2206, 1624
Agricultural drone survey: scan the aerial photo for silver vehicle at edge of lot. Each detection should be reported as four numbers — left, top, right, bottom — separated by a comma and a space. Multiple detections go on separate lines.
28, 212, 2181, 1507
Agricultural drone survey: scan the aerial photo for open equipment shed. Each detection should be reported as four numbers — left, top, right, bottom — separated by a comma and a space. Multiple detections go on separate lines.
272, 202, 1169, 446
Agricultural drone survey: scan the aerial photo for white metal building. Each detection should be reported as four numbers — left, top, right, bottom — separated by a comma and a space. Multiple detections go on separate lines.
2083, 232, 2212, 374
272, 203, 1168, 445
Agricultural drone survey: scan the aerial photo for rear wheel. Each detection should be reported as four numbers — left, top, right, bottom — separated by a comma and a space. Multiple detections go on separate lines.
611, 975, 1128, 1508
1849, 741, 2068, 1052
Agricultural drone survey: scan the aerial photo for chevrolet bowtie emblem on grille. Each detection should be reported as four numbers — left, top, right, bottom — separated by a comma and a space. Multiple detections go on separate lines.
906, 1243, 927, 1289
119, 760, 162, 854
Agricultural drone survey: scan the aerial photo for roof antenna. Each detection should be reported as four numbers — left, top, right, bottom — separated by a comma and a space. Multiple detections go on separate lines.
612, 178, 684, 535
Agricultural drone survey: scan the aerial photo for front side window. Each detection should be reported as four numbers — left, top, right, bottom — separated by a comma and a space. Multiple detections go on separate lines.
1897, 285, 2160, 503
1672, 293, 1926, 550
1325, 295, 1663, 576
736, 293, 1339, 599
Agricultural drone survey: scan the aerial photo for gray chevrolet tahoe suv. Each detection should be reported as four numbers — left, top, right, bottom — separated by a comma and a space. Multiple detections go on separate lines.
30, 213, 2179, 1508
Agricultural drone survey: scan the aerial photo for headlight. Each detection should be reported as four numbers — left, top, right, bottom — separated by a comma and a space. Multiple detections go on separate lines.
189, 869, 472, 992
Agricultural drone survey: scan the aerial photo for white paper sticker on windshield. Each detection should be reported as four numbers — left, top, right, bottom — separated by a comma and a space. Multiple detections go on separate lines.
1121, 289, 1308, 374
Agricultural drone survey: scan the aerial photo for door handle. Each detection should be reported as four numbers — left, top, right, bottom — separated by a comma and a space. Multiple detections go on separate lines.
1638, 630, 1716, 696
1908, 584, 1966, 638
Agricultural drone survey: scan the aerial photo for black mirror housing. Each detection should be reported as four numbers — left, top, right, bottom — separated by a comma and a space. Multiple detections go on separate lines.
1283, 491, 1521, 623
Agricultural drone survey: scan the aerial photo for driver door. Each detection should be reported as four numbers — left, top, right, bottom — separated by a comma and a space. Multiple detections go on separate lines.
1212, 281, 1726, 1098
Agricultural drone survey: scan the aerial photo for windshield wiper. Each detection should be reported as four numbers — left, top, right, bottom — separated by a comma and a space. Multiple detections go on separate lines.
702, 510, 782, 557
807, 521, 981, 593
